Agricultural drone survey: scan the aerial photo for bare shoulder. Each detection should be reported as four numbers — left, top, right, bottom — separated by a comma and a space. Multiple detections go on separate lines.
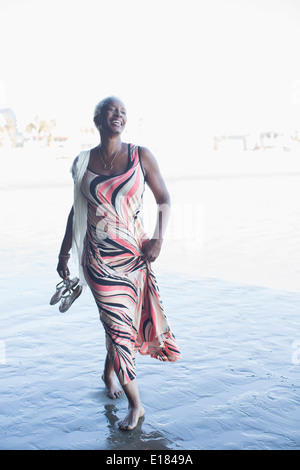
139, 146, 156, 162
139, 146, 169, 203
139, 146, 160, 177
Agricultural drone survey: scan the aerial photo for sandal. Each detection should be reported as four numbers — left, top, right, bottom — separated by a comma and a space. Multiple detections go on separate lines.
49, 277, 79, 305
59, 283, 83, 313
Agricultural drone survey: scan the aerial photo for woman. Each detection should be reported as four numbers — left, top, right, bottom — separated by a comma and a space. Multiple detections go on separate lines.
57, 96, 181, 430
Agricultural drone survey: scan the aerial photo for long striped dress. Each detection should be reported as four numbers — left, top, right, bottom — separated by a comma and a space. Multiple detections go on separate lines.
81, 143, 181, 386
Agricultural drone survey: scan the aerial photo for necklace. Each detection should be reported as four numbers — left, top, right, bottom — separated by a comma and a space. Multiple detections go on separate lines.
98, 145, 122, 170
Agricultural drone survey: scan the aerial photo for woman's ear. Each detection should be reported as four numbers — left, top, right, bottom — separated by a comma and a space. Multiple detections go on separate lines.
94, 114, 102, 131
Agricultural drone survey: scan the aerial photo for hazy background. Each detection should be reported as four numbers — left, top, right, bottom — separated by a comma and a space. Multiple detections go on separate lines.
1, 0, 300, 153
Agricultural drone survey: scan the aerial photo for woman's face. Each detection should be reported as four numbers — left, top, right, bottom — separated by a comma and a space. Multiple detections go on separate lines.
100, 98, 127, 134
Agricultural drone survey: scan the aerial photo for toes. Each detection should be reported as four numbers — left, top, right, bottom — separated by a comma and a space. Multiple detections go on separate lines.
118, 408, 144, 431
118, 420, 136, 431
118, 418, 129, 430
109, 388, 123, 399
102, 373, 123, 399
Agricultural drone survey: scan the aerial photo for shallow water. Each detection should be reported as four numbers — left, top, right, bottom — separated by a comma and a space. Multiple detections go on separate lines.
1, 149, 300, 449
0, 249, 299, 449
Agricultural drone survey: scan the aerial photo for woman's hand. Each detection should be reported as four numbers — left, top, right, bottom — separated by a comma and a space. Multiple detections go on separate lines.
57, 207, 73, 279
57, 257, 70, 280
141, 239, 163, 263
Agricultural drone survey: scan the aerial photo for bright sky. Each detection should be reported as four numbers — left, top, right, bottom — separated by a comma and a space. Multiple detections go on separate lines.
1, 0, 300, 141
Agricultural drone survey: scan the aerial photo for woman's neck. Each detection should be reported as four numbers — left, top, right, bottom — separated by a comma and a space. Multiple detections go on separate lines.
99, 134, 122, 158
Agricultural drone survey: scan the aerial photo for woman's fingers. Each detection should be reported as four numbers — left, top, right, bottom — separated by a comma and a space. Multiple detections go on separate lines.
58, 269, 67, 279
141, 240, 160, 263
57, 260, 70, 279
141, 251, 156, 262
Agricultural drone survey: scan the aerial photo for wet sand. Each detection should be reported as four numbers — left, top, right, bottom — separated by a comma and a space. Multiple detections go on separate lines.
0, 147, 300, 450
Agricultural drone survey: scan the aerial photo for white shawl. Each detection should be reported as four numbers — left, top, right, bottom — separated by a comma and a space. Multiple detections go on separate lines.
70, 150, 90, 287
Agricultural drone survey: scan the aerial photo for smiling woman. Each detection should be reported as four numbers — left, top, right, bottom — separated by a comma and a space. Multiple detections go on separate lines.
93, 96, 127, 133
56, 96, 181, 431
89, 96, 129, 172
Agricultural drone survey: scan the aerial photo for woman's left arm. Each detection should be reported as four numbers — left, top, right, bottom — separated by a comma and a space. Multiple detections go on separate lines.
139, 146, 171, 262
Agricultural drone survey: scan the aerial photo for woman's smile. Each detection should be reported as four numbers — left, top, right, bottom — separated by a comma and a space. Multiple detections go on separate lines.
111, 119, 123, 127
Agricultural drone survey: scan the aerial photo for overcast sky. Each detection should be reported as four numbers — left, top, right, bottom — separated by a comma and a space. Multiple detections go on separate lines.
1, 0, 300, 139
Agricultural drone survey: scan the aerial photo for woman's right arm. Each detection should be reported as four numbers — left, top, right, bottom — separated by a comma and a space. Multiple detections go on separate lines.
57, 206, 74, 279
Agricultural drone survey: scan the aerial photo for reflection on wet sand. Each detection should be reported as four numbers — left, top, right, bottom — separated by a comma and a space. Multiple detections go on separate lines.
104, 404, 172, 451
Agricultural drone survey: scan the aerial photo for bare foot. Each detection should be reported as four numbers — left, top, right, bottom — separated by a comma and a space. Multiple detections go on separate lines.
102, 373, 124, 399
118, 405, 145, 431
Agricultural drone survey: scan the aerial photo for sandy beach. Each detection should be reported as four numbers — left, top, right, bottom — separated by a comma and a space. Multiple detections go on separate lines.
0, 146, 300, 450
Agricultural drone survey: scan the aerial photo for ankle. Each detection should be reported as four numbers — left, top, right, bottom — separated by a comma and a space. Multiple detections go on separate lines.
128, 399, 142, 410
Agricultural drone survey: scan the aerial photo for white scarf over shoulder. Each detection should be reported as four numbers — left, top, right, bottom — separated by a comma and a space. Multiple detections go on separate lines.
70, 150, 90, 286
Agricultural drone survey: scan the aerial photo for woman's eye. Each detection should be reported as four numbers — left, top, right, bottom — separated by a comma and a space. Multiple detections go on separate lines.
106, 106, 126, 115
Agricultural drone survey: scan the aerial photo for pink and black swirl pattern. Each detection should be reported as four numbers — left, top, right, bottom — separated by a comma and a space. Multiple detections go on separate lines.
81, 144, 181, 385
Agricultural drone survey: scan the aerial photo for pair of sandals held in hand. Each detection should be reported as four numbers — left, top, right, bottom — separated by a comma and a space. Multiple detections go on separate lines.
49, 277, 82, 312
